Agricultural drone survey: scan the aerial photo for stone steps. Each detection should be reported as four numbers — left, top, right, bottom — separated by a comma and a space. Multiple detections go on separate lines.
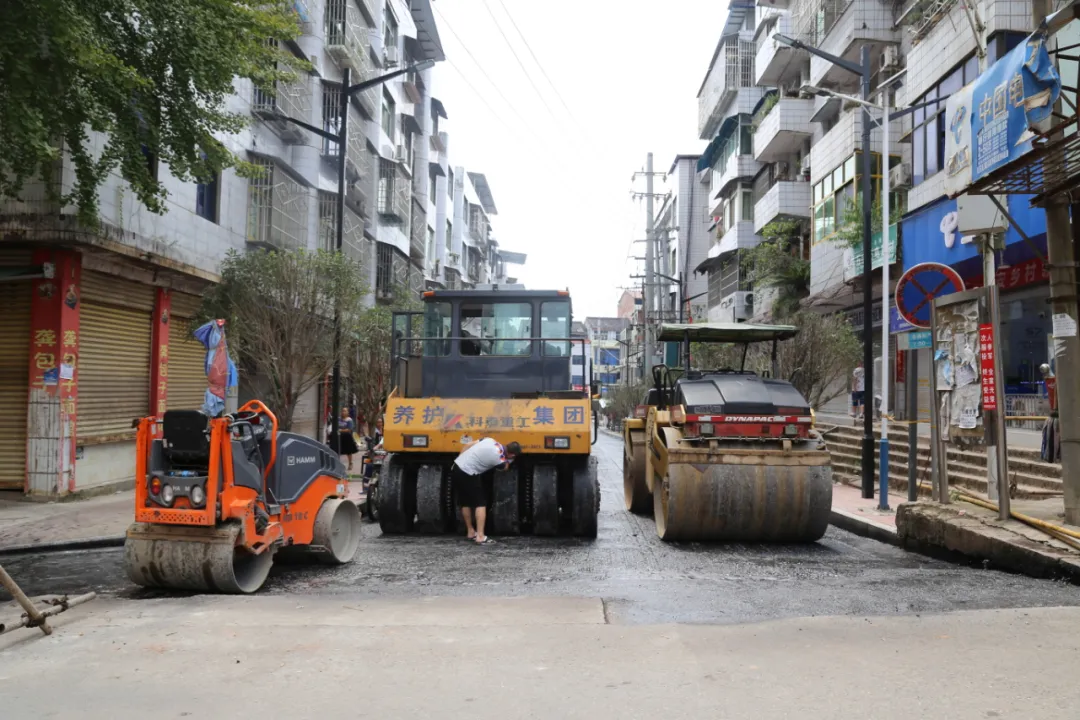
822, 425, 1063, 500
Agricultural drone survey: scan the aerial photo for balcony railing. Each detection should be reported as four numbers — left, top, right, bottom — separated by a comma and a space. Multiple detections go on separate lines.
321, 84, 369, 183
252, 72, 311, 143
247, 158, 309, 251
378, 159, 410, 223
698, 38, 756, 139
318, 191, 370, 267
325, 0, 372, 74
752, 97, 813, 163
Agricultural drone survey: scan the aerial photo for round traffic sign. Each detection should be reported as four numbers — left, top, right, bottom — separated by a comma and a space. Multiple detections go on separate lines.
895, 262, 965, 329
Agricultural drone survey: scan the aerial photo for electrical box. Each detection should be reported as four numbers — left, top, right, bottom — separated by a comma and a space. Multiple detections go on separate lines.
957, 193, 1007, 235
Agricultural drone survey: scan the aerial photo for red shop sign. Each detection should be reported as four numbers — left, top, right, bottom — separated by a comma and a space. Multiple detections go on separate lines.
979, 323, 997, 411
966, 256, 1051, 292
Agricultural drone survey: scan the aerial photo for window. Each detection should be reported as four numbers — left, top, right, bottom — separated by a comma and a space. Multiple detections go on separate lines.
195, 153, 219, 223
381, 89, 395, 138
459, 302, 533, 357
429, 166, 438, 198
597, 348, 621, 365
741, 189, 753, 222
422, 302, 452, 357
447, 168, 454, 198
446, 219, 452, 250
540, 301, 570, 356
383, 6, 398, 51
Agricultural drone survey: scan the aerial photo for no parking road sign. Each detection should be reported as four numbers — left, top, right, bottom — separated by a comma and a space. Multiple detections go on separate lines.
895, 262, 965, 329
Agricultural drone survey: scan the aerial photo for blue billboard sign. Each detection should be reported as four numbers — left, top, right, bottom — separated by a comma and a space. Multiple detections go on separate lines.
971, 23, 1061, 181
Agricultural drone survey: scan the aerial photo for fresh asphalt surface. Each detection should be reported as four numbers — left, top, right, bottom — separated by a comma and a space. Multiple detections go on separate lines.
3, 433, 1078, 624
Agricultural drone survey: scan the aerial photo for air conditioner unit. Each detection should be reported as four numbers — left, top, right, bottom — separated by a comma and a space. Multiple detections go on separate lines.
890, 162, 912, 190
394, 144, 408, 163
384, 46, 400, 68
880, 46, 902, 72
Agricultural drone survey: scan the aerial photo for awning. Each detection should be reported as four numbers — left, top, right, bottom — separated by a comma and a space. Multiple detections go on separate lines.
696, 115, 740, 173
401, 113, 422, 137
431, 97, 448, 120
429, 161, 446, 177
657, 322, 799, 344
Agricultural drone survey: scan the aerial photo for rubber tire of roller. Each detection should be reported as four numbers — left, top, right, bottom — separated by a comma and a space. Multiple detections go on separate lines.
377, 455, 412, 534
531, 465, 559, 536
623, 432, 650, 513
491, 466, 520, 535
414, 464, 449, 534
572, 457, 600, 538
312, 498, 362, 564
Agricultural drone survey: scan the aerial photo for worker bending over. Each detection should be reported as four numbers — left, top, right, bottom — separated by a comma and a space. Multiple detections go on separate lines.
452, 438, 521, 544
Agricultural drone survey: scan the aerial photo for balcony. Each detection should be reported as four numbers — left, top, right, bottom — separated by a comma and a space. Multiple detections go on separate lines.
468, 207, 488, 244
247, 158, 309, 251
321, 85, 370, 182
802, 0, 899, 91
753, 179, 811, 233
375, 243, 410, 302
755, 13, 806, 86
753, 97, 813, 163
378, 159, 410, 224
325, 0, 372, 75
402, 69, 423, 104
714, 155, 761, 198
808, 107, 904, 185
697, 37, 757, 139
715, 220, 760, 257
318, 193, 371, 267
252, 74, 311, 144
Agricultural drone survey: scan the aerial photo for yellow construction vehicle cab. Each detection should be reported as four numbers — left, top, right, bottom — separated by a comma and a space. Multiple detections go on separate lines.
623, 322, 833, 543
378, 288, 600, 537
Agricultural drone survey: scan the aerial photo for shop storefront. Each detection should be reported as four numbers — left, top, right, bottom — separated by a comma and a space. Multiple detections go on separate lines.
899, 194, 1050, 410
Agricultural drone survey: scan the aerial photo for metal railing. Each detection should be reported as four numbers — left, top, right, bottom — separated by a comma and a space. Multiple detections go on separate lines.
247, 158, 308, 251
325, 0, 372, 74
252, 74, 311, 127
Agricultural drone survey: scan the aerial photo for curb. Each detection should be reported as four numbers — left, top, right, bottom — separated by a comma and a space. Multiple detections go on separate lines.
829, 508, 900, 546
0, 535, 126, 558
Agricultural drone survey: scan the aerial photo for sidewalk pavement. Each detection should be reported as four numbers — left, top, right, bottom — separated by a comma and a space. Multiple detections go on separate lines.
0, 479, 368, 555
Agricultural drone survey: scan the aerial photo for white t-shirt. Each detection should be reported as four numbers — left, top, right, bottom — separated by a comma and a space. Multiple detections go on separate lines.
454, 438, 507, 476
853, 367, 865, 392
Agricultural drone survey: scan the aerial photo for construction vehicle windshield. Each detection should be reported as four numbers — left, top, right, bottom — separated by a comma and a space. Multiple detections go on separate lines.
393, 290, 577, 399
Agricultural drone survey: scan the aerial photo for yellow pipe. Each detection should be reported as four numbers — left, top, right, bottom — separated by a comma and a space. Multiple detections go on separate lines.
954, 488, 1080, 542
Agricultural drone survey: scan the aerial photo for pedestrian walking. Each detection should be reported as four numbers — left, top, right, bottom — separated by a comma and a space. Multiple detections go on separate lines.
452, 438, 521, 544
332, 407, 360, 472
851, 361, 865, 422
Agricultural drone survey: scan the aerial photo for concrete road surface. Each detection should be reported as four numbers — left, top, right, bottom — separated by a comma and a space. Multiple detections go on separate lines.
2, 596, 1078, 719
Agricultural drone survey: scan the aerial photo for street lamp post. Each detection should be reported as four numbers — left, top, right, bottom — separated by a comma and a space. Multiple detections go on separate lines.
277, 60, 434, 448
773, 33, 876, 499
796, 81, 950, 509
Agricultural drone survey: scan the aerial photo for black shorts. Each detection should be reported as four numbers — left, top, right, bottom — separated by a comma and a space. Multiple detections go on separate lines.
452, 464, 487, 508
851, 390, 865, 405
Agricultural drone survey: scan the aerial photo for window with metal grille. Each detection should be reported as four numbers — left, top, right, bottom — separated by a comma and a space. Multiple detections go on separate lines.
318, 191, 336, 251
381, 89, 395, 138
322, 82, 341, 156
376, 243, 393, 295
378, 159, 395, 213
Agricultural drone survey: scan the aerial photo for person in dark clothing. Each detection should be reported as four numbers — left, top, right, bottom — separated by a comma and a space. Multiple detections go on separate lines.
333, 407, 360, 471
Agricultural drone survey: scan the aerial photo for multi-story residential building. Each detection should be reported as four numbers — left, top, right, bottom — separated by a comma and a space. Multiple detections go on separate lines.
584, 317, 630, 397
0, 0, 515, 498
616, 290, 643, 383
696, 1, 766, 323
653, 155, 712, 322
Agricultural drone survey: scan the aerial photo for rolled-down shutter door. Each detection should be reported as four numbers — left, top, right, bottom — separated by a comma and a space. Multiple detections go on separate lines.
0, 280, 31, 489
168, 293, 208, 412
78, 271, 153, 440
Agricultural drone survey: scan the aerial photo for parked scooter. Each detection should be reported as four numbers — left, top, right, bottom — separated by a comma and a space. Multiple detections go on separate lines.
361, 435, 385, 521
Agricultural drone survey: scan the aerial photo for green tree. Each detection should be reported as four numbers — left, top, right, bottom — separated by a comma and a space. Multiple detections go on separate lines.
742, 219, 810, 319
349, 286, 423, 430
199, 249, 369, 432
835, 193, 904, 250
1, 0, 304, 225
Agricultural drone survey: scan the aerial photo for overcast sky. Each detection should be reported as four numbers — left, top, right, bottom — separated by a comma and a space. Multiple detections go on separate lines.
431, 0, 726, 318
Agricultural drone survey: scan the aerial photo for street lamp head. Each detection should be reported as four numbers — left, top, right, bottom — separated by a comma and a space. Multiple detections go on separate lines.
412, 59, 436, 72
799, 84, 828, 97
772, 33, 800, 49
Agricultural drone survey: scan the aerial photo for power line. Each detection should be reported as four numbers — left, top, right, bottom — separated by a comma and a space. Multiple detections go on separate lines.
479, 0, 571, 134
492, 0, 583, 128
432, 5, 552, 148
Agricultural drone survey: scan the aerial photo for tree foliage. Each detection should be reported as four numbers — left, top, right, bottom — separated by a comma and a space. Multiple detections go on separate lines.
607, 380, 650, 425
349, 287, 422, 430
199, 249, 369, 432
836, 192, 904, 250
688, 311, 860, 409
741, 219, 810, 319
0, 0, 304, 224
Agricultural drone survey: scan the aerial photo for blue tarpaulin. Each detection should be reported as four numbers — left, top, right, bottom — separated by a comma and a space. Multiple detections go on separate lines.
194, 320, 238, 417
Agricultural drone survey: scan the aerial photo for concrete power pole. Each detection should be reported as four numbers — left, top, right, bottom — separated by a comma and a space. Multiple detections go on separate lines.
644, 152, 656, 379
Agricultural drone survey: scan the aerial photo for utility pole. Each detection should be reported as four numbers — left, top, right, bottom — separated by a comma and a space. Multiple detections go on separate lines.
1035, 0, 1080, 523
644, 152, 656, 379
